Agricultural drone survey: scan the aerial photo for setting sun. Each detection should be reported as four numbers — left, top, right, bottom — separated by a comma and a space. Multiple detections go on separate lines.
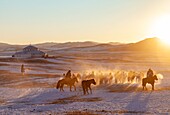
150, 15, 170, 45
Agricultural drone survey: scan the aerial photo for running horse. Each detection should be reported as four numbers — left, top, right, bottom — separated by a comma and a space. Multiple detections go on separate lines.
142, 75, 158, 91
56, 77, 78, 92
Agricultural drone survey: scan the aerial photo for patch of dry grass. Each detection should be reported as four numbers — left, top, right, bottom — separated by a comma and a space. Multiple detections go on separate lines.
56, 109, 151, 115
64, 111, 98, 115
49, 96, 102, 105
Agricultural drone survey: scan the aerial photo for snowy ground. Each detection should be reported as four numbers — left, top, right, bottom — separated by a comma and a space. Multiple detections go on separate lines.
0, 51, 170, 114
1, 86, 170, 114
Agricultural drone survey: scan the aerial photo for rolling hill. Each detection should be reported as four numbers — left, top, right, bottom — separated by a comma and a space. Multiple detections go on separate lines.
0, 38, 169, 55
58, 38, 170, 52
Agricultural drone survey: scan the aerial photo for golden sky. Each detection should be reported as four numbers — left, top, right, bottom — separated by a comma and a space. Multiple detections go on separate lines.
0, 0, 170, 44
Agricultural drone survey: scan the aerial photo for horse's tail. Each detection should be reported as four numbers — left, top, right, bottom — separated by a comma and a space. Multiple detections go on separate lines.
56, 80, 61, 89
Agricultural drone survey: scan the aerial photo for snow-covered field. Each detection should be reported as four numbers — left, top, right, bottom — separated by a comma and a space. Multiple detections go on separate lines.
1, 87, 170, 114
0, 51, 170, 114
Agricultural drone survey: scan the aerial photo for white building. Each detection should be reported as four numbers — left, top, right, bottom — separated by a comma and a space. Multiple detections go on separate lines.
12, 45, 46, 58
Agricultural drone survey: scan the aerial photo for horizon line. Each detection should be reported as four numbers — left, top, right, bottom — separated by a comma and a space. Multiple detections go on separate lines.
0, 37, 158, 45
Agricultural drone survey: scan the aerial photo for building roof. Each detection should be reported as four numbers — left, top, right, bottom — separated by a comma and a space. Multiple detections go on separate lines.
13, 45, 46, 57
23, 45, 38, 51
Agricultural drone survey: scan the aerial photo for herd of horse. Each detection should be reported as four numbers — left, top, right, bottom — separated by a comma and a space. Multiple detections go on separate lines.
56, 71, 158, 95
82, 70, 145, 85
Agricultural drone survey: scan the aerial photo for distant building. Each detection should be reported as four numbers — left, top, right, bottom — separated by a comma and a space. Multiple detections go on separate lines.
12, 45, 46, 58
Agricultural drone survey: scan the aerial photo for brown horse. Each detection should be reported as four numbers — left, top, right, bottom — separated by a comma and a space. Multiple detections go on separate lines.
56, 77, 78, 92
82, 79, 96, 95
142, 75, 158, 91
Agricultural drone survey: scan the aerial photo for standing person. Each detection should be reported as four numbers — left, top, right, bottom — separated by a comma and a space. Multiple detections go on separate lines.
21, 64, 25, 75
147, 68, 153, 78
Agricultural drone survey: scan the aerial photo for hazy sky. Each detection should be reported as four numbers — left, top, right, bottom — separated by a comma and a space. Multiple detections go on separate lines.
0, 0, 170, 44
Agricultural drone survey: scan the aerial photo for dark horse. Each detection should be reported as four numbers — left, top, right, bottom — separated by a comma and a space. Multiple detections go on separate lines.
56, 77, 78, 92
82, 79, 96, 95
142, 75, 158, 91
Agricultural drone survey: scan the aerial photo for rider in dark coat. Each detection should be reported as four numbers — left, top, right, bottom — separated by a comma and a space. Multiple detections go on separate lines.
65, 70, 71, 79
147, 68, 153, 78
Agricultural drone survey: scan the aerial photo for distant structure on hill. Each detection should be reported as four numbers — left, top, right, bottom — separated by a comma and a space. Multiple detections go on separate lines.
12, 45, 47, 58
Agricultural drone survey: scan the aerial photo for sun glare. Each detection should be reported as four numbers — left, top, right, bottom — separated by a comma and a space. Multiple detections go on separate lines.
150, 15, 170, 45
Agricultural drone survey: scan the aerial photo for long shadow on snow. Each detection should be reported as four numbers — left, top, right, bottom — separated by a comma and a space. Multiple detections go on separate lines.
124, 91, 152, 114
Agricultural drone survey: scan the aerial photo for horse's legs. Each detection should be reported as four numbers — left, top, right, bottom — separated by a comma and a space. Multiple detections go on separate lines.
73, 85, 76, 91
143, 84, 147, 91
82, 83, 86, 95
83, 87, 86, 95
60, 86, 62, 91
152, 84, 154, 90
115, 78, 117, 84
86, 87, 89, 94
59, 84, 62, 91
61, 84, 64, 91
89, 86, 92, 94
70, 85, 72, 92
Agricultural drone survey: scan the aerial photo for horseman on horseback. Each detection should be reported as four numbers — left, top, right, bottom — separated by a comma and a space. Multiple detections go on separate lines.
142, 68, 158, 90
56, 70, 78, 91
